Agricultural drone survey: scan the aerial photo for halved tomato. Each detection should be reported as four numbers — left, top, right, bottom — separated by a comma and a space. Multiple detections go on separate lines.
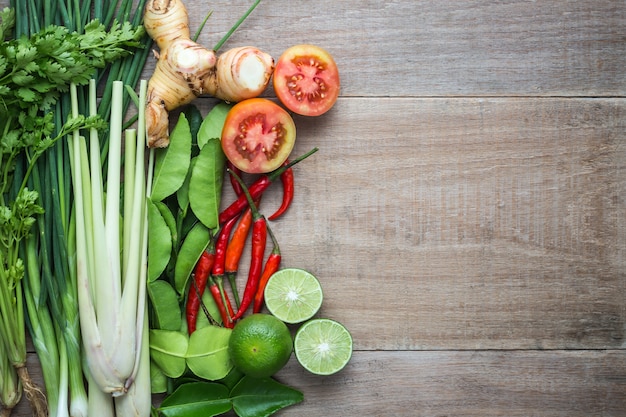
221, 98, 296, 174
273, 44, 340, 116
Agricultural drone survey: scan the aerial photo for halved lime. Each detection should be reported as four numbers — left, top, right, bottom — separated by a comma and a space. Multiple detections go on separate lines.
294, 318, 352, 375
263, 268, 323, 324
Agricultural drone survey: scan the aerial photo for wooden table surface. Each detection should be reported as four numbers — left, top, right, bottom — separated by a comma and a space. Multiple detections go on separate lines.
8, 0, 626, 416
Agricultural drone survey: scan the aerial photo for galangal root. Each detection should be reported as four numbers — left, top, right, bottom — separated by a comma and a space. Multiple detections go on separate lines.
144, 0, 274, 147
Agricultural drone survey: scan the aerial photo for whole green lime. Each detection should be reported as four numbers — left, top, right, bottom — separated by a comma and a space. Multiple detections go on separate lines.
228, 313, 293, 378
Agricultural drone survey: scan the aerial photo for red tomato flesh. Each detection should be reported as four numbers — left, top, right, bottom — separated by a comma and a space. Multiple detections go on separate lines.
221, 98, 296, 174
273, 44, 340, 116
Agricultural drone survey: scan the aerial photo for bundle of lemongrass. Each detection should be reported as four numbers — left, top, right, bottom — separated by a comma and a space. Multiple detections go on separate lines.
67, 79, 153, 417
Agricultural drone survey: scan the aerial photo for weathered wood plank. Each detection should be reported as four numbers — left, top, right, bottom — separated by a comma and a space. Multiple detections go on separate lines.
171, 0, 626, 97
12, 350, 626, 416
187, 96, 626, 351
275, 350, 626, 417
1, 1, 623, 97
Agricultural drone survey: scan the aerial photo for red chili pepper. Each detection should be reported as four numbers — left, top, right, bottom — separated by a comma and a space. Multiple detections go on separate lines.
186, 243, 215, 335
224, 197, 260, 308
227, 161, 244, 197
218, 147, 318, 225
268, 163, 294, 221
212, 215, 238, 277
253, 224, 281, 313
208, 216, 238, 327
208, 275, 235, 328
219, 174, 271, 225
229, 170, 267, 322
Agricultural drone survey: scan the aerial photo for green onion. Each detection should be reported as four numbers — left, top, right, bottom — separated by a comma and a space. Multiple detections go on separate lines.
0, 338, 21, 414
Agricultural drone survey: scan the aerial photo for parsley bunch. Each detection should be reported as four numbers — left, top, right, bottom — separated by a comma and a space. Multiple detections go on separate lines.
0, 9, 144, 111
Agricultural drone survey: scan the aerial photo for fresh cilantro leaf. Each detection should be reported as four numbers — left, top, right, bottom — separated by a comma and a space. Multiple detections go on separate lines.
16, 87, 37, 103
12, 71, 35, 86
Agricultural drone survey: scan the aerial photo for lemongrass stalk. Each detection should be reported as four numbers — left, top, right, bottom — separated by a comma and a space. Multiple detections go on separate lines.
123, 79, 149, 384
70, 84, 126, 395
114, 301, 151, 417
86, 368, 114, 417
123, 123, 137, 276
84, 81, 99, 306
104, 82, 123, 288
85, 81, 134, 385
115, 79, 152, 417
73, 79, 153, 400
103, 82, 137, 381
117, 129, 141, 384
80, 131, 127, 393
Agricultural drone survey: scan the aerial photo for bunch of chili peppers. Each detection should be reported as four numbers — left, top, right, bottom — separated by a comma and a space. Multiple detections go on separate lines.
185, 148, 316, 334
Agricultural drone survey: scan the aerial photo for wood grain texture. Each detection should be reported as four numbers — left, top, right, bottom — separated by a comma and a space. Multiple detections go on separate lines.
273, 350, 626, 417
3, 0, 626, 416
13, 351, 626, 416
139, 0, 626, 97
217, 97, 626, 351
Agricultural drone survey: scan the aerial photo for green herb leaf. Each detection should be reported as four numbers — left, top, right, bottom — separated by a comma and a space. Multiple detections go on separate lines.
150, 360, 169, 394
195, 290, 222, 330
176, 157, 196, 214
218, 368, 245, 391
174, 222, 211, 295
189, 138, 225, 230
231, 376, 304, 417
0, 16, 143, 111
155, 200, 179, 245
186, 325, 233, 381
147, 200, 172, 282
158, 382, 232, 417
147, 281, 181, 331
197, 102, 232, 149
151, 114, 192, 202
181, 104, 204, 148
149, 329, 188, 378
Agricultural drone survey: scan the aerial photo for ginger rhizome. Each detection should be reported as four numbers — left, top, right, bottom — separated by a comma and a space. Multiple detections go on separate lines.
144, 0, 274, 147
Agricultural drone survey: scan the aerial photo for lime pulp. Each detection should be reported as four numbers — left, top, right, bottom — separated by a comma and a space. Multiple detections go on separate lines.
294, 318, 352, 375
263, 268, 323, 324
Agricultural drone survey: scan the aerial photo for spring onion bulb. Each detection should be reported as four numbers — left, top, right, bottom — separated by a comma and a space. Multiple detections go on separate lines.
0, 339, 21, 416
